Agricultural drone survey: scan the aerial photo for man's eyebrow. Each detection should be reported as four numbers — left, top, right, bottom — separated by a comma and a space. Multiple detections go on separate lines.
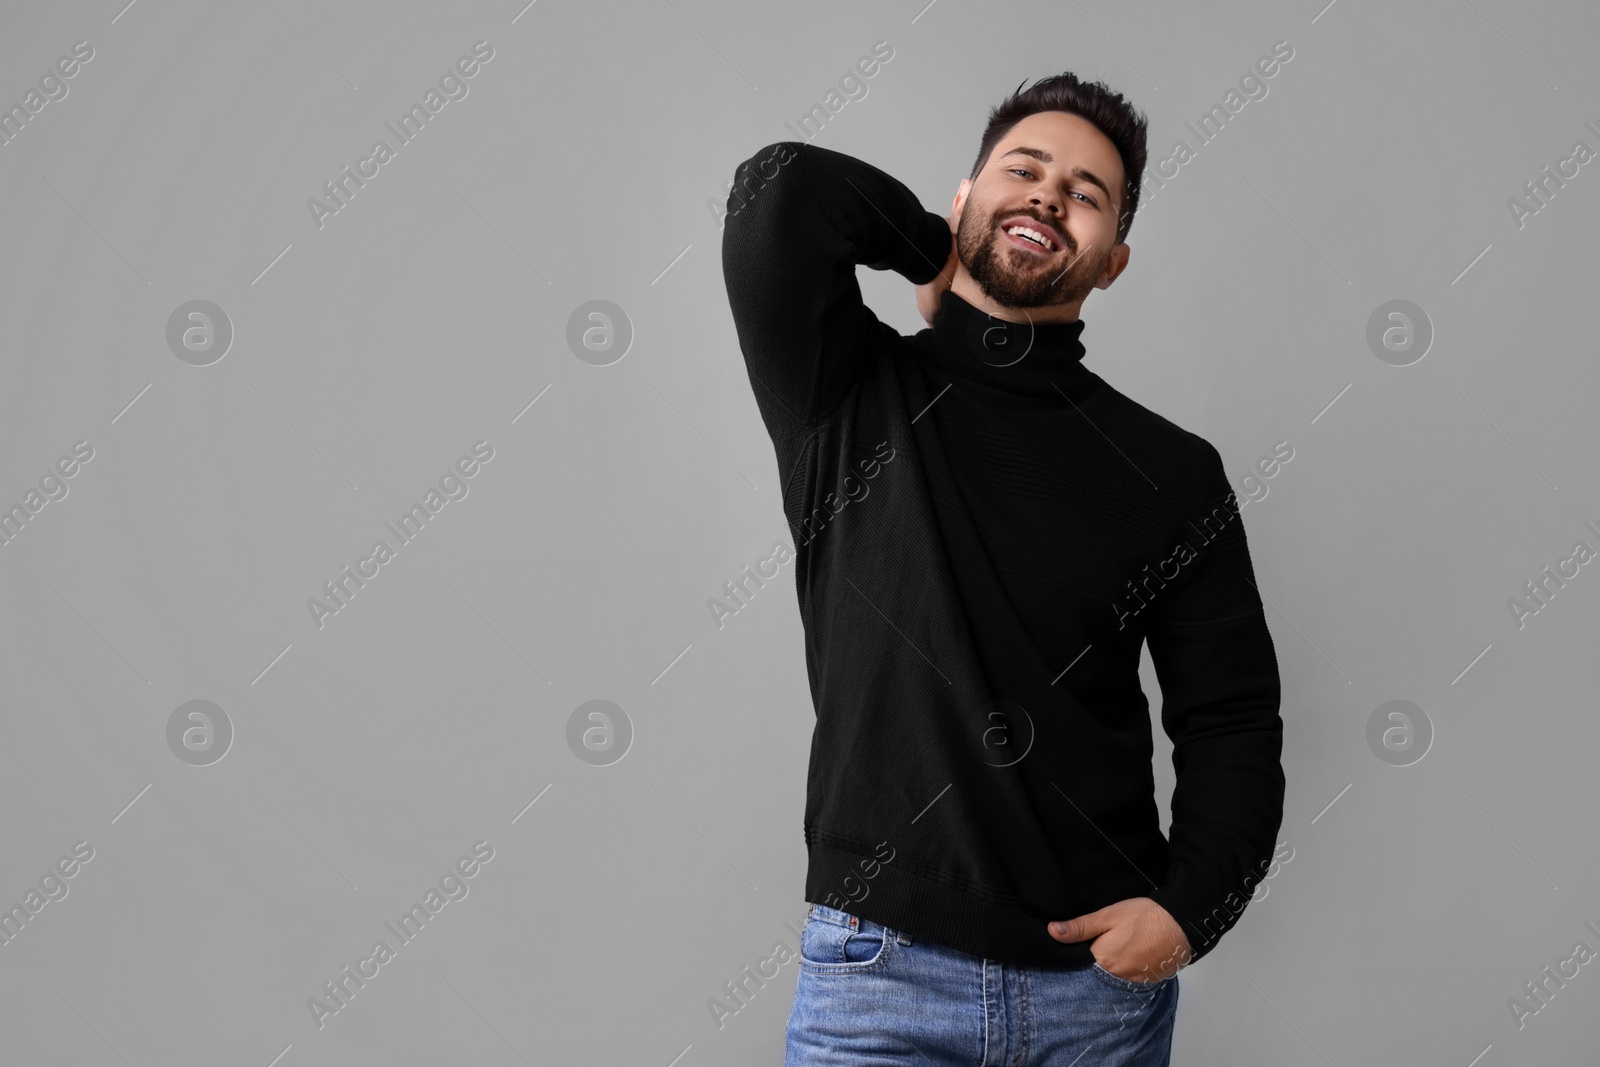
998, 146, 1115, 208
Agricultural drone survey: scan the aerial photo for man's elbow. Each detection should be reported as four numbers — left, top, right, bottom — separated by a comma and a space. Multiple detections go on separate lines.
723, 141, 805, 227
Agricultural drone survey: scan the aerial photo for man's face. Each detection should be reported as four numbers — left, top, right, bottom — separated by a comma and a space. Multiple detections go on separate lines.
953, 111, 1129, 312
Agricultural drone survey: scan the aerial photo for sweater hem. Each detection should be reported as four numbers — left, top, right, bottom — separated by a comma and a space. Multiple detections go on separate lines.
803, 833, 1098, 969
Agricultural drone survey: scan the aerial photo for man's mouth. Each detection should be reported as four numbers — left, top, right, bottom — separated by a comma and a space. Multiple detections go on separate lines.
999, 220, 1063, 255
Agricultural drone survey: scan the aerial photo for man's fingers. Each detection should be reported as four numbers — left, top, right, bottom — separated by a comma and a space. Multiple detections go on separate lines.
1047, 908, 1113, 943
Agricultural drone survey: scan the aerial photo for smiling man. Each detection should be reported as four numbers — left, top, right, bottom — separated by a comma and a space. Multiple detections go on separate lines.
721, 72, 1285, 1066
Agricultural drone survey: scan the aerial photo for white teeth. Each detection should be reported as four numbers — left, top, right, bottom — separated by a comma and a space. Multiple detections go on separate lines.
1006, 225, 1053, 250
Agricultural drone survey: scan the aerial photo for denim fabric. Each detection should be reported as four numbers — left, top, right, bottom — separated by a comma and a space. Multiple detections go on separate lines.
786, 902, 1178, 1066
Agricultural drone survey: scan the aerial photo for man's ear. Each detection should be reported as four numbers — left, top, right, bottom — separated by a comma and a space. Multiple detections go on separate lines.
1096, 243, 1132, 290
952, 179, 970, 220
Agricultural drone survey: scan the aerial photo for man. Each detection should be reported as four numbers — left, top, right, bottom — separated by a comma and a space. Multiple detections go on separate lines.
720, 71, 1285, 1066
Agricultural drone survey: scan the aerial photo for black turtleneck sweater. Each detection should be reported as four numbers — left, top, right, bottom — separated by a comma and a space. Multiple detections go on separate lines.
720, 140, 1285, 969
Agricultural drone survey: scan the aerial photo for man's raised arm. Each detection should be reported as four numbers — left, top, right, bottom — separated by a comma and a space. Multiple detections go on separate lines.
720, 141, 953, 433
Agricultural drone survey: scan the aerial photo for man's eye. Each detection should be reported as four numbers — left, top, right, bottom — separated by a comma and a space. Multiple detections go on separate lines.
1012, 169, 1096, 207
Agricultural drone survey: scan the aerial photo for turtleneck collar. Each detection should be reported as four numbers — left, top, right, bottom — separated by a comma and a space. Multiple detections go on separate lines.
920, 289, 1095, 402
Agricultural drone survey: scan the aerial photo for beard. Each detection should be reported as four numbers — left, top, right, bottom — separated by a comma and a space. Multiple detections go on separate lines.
956, 206, 1110, 310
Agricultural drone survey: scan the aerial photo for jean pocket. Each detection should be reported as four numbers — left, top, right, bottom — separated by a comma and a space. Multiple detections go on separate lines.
1089, 961, 1172, 993
798, 904, 893, 974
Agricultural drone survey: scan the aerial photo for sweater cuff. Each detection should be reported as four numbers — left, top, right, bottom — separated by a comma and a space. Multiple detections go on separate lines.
891, 210, 953, 286
1147, 867, 1234, 968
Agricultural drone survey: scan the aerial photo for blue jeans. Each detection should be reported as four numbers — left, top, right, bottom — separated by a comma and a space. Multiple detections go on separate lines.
786, 902, 1179, 1066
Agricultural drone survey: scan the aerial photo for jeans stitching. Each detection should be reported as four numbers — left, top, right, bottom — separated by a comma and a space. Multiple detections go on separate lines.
1015, 965, 1030, 1066
979, 960, 991, 1066
1090, 960, 1171, 993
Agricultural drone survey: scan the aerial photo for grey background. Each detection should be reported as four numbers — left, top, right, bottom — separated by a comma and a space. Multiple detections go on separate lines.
2, 0, 1597, 1063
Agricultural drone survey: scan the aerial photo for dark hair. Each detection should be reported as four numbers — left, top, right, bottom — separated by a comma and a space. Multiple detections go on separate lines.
969, 72, 1149, 245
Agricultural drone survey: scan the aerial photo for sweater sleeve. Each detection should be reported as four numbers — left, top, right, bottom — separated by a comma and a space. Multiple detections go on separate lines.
720, 141, 953, 432
1142, 442, 1286, 967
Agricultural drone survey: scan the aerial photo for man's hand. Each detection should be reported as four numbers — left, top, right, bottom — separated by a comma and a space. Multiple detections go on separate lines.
915, 213, 960, 328
1048, 897, 1192, 983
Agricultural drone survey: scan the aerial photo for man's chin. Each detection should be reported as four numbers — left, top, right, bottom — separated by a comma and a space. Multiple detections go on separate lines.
980, 293, 1046, 312
974, 278, 1063, 311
